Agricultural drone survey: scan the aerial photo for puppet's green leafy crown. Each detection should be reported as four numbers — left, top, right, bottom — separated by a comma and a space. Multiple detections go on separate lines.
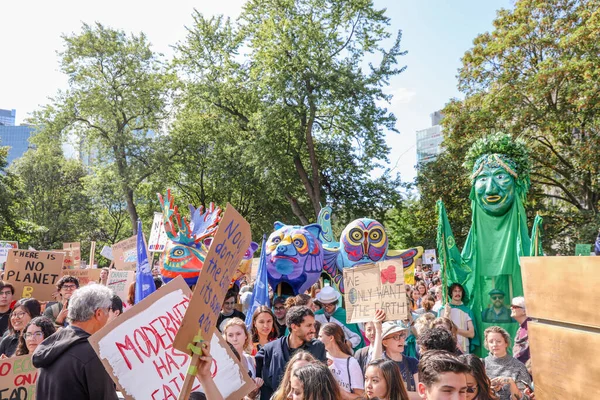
463, 133, 531, 184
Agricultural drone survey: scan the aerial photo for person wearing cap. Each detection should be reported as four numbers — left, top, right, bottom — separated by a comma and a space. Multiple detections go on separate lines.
380, 321, 419, 393
314, 286, 364, 350
481, 289, 513, 323
510, 296, 531, 364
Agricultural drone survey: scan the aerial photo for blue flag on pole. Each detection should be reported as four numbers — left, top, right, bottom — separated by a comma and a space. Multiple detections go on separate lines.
245, 235, 269, 329
135, 220, 156, 303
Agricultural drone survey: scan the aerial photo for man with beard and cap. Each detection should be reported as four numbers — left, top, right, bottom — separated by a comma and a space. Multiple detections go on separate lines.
314, 286, 364, 351
481, 288, 513, 323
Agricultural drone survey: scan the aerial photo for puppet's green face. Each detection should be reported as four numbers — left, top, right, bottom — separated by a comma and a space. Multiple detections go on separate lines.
474, 164, 515, 216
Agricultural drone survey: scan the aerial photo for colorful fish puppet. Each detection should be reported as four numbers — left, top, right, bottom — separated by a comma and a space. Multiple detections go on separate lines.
266, 222, 324, 295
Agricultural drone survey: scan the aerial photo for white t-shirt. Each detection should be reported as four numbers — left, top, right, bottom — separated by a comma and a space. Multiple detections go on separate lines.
328, 355, 364, 393
448, 307, 472, 353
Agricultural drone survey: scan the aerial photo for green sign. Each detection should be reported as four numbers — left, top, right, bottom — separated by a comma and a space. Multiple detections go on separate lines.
575, 244, 592, 256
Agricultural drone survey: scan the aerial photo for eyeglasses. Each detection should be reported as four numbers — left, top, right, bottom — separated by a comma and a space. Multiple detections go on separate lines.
11, 312, 27, 319
491, 296, 504, 300
24, 331, 44, 340
61, 284, 77, 290
510, 305, 524, 309
466, 385, 478, 394
0, 291, 12, 296
385, 334, 406, 341
274, 307, 285, 311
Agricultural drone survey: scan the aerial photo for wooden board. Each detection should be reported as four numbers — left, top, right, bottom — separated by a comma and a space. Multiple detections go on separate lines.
528, 321, 600, 399
521, 256, 600, 329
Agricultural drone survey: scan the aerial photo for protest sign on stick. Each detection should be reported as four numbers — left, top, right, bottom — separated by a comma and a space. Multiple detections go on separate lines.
89, 276, 254, 400
0, 241, 18, 270
106, 270, 135, 303
172, 204, 251, 398
112, 236, 137, 270
63, 242, 81, 267
100, 245, 114, 260
0, 355, 38, 399
62, 268, 102, 286
4, 250, 64, 300
148, 213, 168, 253
89, 241, 96, 268
343, 259, 408, 323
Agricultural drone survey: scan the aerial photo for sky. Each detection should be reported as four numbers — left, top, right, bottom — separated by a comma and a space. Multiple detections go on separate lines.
0, 0, 513, 183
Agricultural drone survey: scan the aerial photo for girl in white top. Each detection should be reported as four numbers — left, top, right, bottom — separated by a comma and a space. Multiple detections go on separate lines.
222, 317, 263, 399
319, 322, 364, 399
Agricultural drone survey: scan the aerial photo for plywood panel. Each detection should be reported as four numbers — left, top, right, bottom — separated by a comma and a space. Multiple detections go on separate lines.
529, 321, 600, 400
520, 256, 600, 329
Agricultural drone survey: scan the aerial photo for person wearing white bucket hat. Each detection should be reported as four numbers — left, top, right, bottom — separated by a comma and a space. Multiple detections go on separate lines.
314, 286, 364, 350
381, 321, 419, 393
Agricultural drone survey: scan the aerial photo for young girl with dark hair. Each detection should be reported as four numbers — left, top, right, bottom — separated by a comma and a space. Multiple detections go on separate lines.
319, 322, 364, 398
16, 316, 56, 356
290, 362, 342, 400
364, 359, 410, 400
459, 354, 499, 400
0, 298, 41, 357
250, 306, 278, 355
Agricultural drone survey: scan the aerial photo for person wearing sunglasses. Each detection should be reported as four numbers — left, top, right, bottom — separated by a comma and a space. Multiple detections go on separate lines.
0, 298, 41, 357
43, 275, 80, 328
15, 316, 56, 356
481, 289, 513, 323
509, 297, 531, 365
459, 354, 499, 400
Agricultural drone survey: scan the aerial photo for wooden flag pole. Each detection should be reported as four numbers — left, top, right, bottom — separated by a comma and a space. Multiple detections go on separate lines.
89, 241, 96, 268
177, 329, 204, 400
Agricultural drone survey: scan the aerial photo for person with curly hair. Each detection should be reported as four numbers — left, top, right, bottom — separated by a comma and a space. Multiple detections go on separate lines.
0, 298, 41, 357
15, 316, 56, 356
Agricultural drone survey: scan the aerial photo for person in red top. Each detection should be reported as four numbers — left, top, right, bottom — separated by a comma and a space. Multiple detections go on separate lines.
510, 296, 531, 364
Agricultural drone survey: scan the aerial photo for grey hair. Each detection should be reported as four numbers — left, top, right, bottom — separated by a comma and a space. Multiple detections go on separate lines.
68, 284, 114, 322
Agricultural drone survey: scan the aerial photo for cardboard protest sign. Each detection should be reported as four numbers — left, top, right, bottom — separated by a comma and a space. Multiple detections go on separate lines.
63, 242, 81, 267
52, 248, 75, 269
0, 241, 18, 270
62, 268, 102, 286
4, 250, 64, 300
343, 259, 408, 323
106, 270, 135, 303
0, 355, 38, 399
89, 277, 254, 400
173, 204, 251, 353
112, 236, 137, 270
148, 213, 168, 253
100, 245, 114, 260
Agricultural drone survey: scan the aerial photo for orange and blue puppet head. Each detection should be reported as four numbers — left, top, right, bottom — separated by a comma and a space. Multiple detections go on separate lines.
158, 190, 222, 285
266, 222, 324, 295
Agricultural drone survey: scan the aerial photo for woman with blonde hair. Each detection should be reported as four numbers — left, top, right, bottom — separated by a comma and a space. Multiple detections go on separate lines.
222, 318, 263, 398
289, 362, 342, 400
271, 351, 316, 400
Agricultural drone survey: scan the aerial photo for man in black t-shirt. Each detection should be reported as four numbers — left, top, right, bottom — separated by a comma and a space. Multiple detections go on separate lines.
272, 297, 287, 338
0, 282, 14, 337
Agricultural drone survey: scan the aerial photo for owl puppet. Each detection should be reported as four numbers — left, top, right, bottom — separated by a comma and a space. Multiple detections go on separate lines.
266, 222, 324, 296
319, 211, 421, 293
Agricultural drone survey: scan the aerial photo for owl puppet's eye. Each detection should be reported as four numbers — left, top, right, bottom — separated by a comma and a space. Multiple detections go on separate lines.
349, 228, 363, 242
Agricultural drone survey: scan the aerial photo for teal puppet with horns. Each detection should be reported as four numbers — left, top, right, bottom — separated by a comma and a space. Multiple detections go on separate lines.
437, 133, 543, 355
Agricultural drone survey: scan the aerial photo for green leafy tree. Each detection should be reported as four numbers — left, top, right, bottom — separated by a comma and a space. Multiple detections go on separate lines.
174, 0, 406, 225
408, 0, 600, 254
33, 22, 176, 233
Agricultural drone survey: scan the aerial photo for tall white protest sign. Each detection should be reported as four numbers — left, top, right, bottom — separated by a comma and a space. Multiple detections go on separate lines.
0, 241, 18, 269
148, 213, 168, 252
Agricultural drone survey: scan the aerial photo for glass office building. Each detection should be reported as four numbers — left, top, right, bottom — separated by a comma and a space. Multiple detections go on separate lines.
0, 125, 34, 164
0, 109, 16, 126
416, 111, 444, 167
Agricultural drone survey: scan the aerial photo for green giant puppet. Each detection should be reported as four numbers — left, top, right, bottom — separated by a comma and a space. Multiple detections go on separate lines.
437, 133, 542, 356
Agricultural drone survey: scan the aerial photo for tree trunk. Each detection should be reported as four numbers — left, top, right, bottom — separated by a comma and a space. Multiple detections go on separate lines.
285, 193, 309, 225
124, 185, 139, 234
305, 100, 321, 217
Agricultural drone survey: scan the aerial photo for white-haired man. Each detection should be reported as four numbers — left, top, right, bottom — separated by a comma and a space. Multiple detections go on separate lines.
33, 284, 118, 400
510, 296, 531, 364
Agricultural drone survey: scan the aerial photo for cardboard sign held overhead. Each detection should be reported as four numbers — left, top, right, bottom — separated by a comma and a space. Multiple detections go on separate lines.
343, 259, 408, 323
89, 277, 254, 400
575, 243, 592, 256
148, 213, 168, 253
4, 250, 64, 301
423, 249, 437, 265
0, 355, 38, 399
106, 270, 135, 303
112, 236, 137, 270
63, 242, 81, 267
62, 268, 102, 286
0, 241, 18, 269
173, 204, 251, 353
100, 245, 114, 261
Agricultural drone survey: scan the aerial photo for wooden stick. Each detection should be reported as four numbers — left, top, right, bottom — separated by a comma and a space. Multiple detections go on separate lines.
177, 329, 204, 400
89, 241, 96, 268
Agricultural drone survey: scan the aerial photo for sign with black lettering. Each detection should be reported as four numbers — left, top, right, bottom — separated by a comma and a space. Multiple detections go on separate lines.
344, 260, 408, 323
4, 250, 64, 300
173, 204, 251, 353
